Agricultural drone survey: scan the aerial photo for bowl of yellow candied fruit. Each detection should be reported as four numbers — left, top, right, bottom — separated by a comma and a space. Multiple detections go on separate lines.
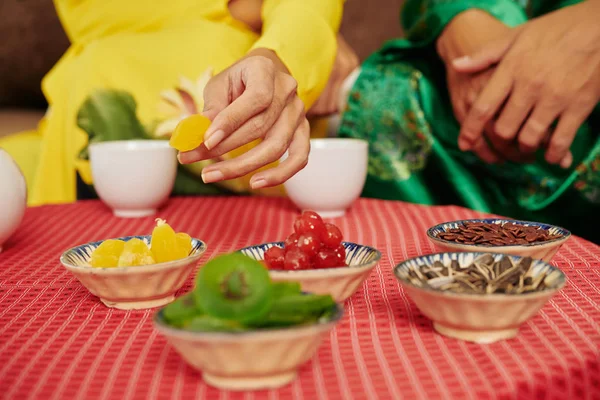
60, 219, 207, 310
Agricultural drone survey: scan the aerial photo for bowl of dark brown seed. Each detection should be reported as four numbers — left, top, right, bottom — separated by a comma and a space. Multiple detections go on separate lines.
426, 219, 570, 262
394, 252, 566, 344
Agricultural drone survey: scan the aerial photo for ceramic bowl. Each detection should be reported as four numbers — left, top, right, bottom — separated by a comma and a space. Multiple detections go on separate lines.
427, 219, 571, 262
283, 138, 368, 218
239, 242, 381, 302
60, 235, 207, 310
89, 140, 177, 218
0, 149, 27, 253
394, 252, 566, 343
154, 302, 343, 391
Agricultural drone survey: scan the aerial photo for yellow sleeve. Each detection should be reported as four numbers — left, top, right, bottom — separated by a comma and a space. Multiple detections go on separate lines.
250, 0, 344, 108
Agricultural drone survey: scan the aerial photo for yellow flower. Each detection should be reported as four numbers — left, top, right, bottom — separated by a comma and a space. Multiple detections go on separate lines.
154, 67, 213, 138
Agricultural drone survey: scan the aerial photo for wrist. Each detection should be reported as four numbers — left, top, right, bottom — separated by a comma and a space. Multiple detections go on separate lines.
247, 48, 291, 75
437, 9, 510, 64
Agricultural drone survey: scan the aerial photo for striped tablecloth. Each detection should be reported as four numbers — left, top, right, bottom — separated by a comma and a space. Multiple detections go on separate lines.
1, 197, 599, 400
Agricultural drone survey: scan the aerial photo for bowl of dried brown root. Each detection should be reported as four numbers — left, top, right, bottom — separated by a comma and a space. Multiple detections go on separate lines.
426, 219, 570, 262
394, 252, 566, 344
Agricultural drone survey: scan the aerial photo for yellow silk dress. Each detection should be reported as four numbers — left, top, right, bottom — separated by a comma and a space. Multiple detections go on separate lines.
1, 0, 341, 206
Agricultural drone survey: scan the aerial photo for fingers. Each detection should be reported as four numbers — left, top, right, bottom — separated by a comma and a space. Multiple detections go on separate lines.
493, 89, 535, 144
449, 90, 467, 123
471, 136, 501, 164
545, 107, 590, 167
202, 57, 298, 150
203, 76, 273, 149
515, 101, 561, 154
201, 77, 230, 122
199, 97, 307, 185
250, 118, 311, 188
452, 34, 516, 73
458, 68, 513, 152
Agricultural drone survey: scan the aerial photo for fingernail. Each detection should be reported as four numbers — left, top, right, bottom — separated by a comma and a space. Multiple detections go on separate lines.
201, 169, 224, 183
204, 129, 225, 150
560, 153, 573, 169
250, 178, 267, 190
178, 152, 191, 164
452, 56, 471, 68
458, 138, 471, 151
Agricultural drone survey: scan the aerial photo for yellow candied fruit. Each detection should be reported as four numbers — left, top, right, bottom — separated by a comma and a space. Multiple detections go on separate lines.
175, 232, 193, 256
91, 239, 125, 268
169, 114, 211, 152
117, 238, 155, 267
150, 219, 193, 263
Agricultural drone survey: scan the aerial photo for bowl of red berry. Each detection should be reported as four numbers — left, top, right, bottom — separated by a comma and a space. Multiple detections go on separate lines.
239, 211, 381, 302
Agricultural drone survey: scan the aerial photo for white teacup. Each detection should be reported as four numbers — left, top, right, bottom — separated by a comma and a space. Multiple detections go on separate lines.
283, 138, 368, 218
89, 140, 177, 218
0, 149, 27, 253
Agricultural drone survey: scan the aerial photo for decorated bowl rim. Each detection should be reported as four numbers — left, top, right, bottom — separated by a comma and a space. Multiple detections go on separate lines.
237, 241, 382, 274
153, 302, 344, 340
59, 235, 207, 273
426, 218, 571, 248
393, 251, 567, 300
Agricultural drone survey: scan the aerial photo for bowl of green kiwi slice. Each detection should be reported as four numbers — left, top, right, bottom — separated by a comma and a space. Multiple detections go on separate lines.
154, 252, 343, 391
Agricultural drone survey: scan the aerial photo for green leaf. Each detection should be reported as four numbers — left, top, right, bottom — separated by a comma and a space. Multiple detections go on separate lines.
77, 89, 150, 159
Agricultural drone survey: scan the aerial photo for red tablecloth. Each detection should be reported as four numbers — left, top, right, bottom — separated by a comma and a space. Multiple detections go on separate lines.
1, 197, 599, 400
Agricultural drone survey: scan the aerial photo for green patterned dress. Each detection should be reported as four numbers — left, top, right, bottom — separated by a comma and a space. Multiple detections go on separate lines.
338, 0, 599, 242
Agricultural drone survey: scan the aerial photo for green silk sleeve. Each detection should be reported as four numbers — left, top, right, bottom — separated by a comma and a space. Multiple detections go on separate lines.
400, 0, 528, 46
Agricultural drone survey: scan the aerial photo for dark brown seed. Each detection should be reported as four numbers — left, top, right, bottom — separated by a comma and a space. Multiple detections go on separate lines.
435, 222, 562, 246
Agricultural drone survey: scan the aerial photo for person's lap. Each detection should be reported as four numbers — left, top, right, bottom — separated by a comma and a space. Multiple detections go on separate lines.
338, 49, 600, 241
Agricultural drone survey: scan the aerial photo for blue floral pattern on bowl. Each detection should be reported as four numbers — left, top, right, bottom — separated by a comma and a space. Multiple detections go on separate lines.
239, 241, 381, 270
61, 235, 207, 268
394, 252, 566, 296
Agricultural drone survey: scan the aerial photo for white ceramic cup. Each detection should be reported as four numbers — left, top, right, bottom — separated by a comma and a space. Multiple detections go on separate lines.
89, 140, 177, 218
0, 149, 27, 253
283, 138, 368, 218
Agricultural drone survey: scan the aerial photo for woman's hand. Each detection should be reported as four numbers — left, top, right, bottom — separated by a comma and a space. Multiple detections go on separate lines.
307, 34, 360, 117
455, 1, 600, 168
178, 48, 310, 190
437, 9, 521, 163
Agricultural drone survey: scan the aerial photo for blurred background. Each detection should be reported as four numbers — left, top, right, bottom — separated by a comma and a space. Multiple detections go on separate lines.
0, 0, 403, 136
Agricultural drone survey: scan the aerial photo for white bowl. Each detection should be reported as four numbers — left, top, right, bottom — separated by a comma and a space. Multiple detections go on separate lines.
239, 242, 381, 302
0, 149, 27, 253
154, 303, 343, 391
60, 235, 207, 310
89, 140, 177, 218
394, 252, 566, 343
427, 219, 571, 263
283, 138, 368, 218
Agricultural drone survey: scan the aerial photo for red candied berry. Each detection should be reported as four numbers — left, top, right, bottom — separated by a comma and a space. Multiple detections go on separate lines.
320, 223, 343, 249
294, 211, 326, 237
284, 233, 299, 252
284, 248, 312, 271
333, 244, 347, 265
314, 248, 345, 269
297, 232, 321, 258
264, 246, 285, 270
301, 211, 323, 224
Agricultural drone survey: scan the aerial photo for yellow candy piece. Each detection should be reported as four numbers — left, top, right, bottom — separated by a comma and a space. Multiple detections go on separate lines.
175, 232, 193, 256
91, 239, 125, 268
151, 219, 177, 263
169, 114, 211, 152
117, 238, 155, 267
151, 219, 193, 263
